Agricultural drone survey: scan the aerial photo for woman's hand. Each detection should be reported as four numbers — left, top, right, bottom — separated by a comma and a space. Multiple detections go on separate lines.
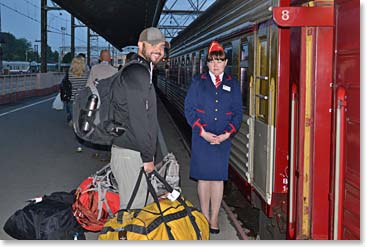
211, 132, 231, 144
200, 128, 218, 143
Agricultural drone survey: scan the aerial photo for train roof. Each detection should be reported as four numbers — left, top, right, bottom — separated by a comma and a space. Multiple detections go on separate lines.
2, 61, 32, 65
52, 0, 166, 50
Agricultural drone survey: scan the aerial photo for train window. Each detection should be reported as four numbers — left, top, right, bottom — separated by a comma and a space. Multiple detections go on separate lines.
240, 41, 249, 114
199, 50, 205, 74
256, 38, 269, 122
170, 58, 178, 83
180, 56, 185, 86
192, 53, 197, 76
186, 55, 192, 86
223, 44, 233, 75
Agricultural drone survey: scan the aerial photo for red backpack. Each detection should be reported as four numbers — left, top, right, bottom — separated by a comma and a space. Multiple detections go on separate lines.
72, 164, 120, 232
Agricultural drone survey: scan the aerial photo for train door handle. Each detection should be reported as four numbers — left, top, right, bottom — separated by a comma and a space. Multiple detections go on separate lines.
256, 75, 269, 80
255, 94, 268, 100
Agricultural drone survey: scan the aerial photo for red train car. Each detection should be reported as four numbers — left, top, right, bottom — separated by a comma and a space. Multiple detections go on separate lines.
157, 0, 360, 240
274, 0, 360, 239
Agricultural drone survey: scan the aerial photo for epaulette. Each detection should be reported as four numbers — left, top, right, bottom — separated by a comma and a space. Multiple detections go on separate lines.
226, 75, 232, 80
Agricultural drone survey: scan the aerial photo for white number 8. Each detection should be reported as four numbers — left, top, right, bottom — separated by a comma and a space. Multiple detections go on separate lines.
281, 10, 290, 21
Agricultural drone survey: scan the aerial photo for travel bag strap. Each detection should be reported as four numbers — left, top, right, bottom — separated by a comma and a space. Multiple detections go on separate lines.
148, 170, 202, 240
143, 169, 175, 240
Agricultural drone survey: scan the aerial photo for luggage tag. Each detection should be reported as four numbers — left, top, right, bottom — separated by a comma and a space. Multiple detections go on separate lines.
167, 189, 180, 202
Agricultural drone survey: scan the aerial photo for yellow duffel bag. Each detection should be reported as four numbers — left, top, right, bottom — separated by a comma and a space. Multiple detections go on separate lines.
98, 169, 209, 240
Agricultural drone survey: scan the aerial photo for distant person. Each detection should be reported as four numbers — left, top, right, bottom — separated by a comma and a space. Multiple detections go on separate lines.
86, 50, 118, 87
125, 52, 138, 64
110, 27, 169, 209
68, 56, 89, 151
64, 56, 89, 126
184, 40, 242, 234
77, 53, 90, 71
77, 53, 86, 59
85, 49, 118, 161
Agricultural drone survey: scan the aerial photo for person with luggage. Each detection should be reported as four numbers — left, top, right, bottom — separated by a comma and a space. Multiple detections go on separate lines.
109, 27, 169, 209
184, 40, 242, 234
66, 55, 89, 152
66, 55, 89, 127
85, 49, 118, 161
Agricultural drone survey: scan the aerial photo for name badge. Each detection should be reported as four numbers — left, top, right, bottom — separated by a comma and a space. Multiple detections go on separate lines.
223, 85, 231, 92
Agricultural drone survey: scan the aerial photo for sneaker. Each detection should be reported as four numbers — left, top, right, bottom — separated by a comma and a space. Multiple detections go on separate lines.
68, 120, 73, 127
76, 147, 83, 152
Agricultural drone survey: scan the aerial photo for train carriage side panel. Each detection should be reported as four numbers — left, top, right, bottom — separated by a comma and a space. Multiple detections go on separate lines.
332, 0, 360, 240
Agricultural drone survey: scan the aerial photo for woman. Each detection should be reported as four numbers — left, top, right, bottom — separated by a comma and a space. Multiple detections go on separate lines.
66, 55, 89, 152
184, 41, 242, 234
65, 55, 89, 126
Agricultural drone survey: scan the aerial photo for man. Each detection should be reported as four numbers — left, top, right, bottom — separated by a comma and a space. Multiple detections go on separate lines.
86, 50, 118, 87
85, 49, 118, 159
110, 27, 169, 209
77, 53, 90, 72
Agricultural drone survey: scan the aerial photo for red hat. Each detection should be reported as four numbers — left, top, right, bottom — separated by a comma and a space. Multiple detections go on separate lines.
208, 41, 223, 53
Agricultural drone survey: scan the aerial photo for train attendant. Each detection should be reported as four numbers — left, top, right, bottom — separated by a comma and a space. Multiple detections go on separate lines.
184, 40, 242, 234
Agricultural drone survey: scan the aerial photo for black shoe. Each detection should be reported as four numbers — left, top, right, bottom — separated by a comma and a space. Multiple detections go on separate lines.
210, 228, 220, 234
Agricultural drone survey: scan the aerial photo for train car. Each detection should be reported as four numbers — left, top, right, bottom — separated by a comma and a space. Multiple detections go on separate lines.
2, 61, 31, 74
156, 0, 360, 240
1, 61, 69, 74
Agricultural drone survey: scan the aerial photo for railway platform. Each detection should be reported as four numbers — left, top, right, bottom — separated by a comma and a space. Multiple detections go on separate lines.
0, 92, 246, 240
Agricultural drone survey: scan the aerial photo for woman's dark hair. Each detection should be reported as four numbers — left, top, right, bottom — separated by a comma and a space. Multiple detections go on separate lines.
207, 50, 227, 62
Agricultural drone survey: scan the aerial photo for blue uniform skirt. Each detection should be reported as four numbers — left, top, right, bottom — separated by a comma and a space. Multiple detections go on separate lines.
189, 134, 231, 181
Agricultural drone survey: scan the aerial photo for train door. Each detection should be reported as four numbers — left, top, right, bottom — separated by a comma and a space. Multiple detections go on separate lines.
332, 0, 360, 240
229, 35, 253, 185
251, 22, 276, 205
273, 2, 335, 239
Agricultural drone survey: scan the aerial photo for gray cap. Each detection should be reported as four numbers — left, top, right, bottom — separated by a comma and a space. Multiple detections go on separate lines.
138, 27, 170, 48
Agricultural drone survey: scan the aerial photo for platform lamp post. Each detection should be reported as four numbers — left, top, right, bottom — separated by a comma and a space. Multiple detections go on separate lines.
40, 0, 62, 73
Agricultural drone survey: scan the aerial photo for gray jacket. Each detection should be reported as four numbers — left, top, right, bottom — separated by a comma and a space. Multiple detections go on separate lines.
86, 62, 118, 87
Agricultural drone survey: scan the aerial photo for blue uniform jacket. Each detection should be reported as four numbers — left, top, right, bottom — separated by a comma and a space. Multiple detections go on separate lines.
184, 73, 242, 180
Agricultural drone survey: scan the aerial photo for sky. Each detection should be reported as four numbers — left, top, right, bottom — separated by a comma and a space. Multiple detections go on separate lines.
0, 0, 116, 55
0, 0, 216, 55
0, 0, 111, 53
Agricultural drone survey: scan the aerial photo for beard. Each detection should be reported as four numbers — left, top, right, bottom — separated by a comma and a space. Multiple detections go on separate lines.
141, 44, 164, 65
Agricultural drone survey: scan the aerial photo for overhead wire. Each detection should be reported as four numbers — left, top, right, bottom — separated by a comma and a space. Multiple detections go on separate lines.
0, 1, 87, 45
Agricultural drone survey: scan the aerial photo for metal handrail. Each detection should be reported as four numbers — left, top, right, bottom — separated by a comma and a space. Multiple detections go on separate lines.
288, 83, 298, 239
333, 86, 347, 240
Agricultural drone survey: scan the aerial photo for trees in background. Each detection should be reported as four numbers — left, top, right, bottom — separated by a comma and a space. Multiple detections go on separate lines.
0, 32, 58, 63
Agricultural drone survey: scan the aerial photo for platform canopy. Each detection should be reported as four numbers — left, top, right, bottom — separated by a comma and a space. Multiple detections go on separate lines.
52, 0, 166, 50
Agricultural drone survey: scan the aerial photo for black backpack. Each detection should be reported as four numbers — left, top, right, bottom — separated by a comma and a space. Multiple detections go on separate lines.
3, 191, 86, 240
60, 71, 72, 102
72, 60, 147, 146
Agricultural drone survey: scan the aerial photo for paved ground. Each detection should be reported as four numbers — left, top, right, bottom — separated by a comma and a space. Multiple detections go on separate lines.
0, 94, 239, 241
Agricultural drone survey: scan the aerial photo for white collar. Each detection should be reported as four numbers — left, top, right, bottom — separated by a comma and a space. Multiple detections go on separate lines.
209, 71, 224, 85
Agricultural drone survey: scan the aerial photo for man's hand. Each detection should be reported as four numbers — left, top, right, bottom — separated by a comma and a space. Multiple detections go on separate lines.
143, 161, 155, 173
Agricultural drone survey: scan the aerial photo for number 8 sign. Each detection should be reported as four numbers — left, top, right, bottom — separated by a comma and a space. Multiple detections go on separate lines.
272, 7, 334, 27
